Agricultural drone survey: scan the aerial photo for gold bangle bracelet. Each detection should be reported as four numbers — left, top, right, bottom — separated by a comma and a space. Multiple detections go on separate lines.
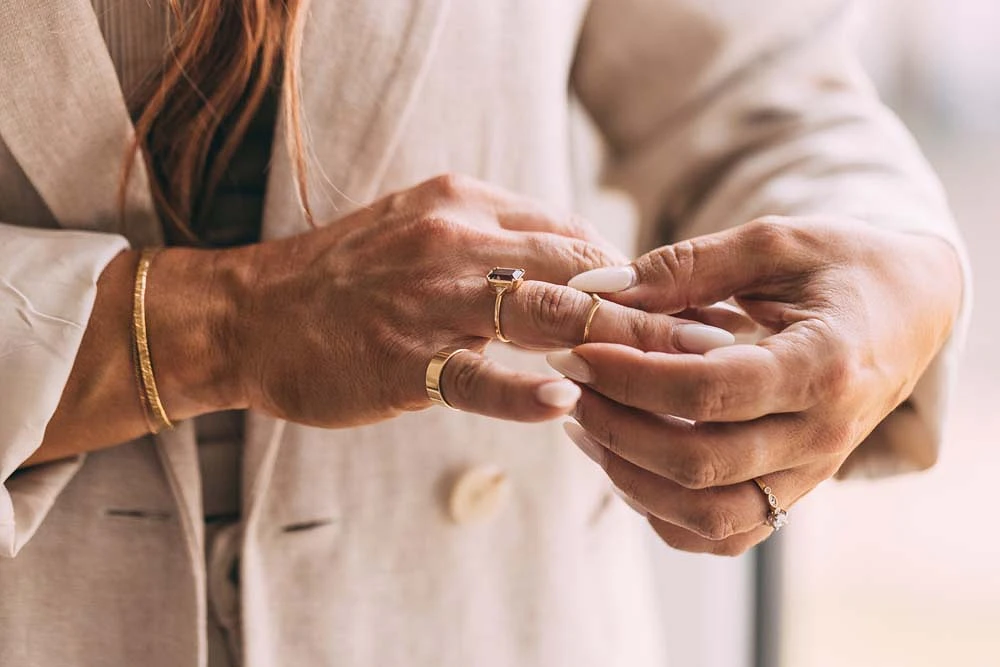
132, 248, 174, 433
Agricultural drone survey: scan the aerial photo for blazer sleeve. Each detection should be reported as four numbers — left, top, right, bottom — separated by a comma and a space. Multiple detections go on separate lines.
0, 222, 128, 556
571, 0, 972, 479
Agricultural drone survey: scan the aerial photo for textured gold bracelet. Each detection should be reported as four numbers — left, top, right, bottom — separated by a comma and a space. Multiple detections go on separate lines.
132, 248, 174, 433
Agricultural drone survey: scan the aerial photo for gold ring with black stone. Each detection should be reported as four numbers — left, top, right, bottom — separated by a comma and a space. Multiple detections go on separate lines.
487, 267, 525, 343
582, 293, 602, 344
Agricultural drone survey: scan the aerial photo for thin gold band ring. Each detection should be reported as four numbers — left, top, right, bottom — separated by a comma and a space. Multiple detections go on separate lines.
494, 290, 513, 343
582, 293, 602, 344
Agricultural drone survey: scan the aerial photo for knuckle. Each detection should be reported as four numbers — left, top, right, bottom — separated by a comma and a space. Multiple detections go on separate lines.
422, 172, 476, 200
623, 312, 656, 349
529, 285, 582, 335
640, 240, 696, 293
380, 189, 408, 216
686, 372, 730, 421
627, 314, 675, 352
671, 452, 719, 490
445, 358, 480, 403
692, 506, 739, 541
570, 238, 614, 272
745, 216, 797, 253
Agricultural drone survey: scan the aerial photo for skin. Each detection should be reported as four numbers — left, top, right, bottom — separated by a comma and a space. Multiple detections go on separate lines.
559, 216, 964, 556
28, 174, 730, 467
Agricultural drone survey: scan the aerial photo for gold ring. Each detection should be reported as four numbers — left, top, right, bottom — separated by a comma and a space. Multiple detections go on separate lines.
753, 478, 789, 530
582, 293, 602, 344
487, 267, 525, 343
425, 347, 469, 409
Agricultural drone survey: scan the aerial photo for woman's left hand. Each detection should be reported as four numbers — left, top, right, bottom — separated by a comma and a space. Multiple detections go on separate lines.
548, 217, 963, 555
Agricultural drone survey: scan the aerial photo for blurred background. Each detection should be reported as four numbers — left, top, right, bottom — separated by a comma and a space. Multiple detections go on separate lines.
650, 2, 1000, 665
783, 1, 1000, 665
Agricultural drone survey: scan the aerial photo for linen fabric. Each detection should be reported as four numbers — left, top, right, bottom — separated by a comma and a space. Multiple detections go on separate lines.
0, 1, 971, 666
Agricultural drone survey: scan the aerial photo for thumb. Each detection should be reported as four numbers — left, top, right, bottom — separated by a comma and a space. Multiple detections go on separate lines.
568, 219, 798, 313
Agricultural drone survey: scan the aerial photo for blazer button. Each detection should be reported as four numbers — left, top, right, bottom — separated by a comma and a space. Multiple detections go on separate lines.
448, 465, 511, 524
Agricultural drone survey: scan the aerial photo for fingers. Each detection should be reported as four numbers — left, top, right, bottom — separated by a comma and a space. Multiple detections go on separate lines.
497, 208, 627, 264
563, 422, 810, 540
572, 386, 816, 488
559, 327, 834, 421
486, 232, 625, 286
567, 218, 815, 314
648, 516, 772, 557
409, 174, 628, 282
435, 348, 582, 422
673, 303, 760, 336
466, 281, 735, 354
443, 174, 628, 262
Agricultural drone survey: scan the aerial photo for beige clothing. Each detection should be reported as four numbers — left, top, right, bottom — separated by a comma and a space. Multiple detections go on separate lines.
0, 1, 971, 666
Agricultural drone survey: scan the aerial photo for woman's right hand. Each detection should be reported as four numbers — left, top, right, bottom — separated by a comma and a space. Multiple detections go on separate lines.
164, 174, 732, 428
28, 174, 738, 467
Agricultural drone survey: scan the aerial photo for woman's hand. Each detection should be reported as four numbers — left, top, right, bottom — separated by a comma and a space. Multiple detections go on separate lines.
33, 174, 738, 467
549, 217, 963, 555
197, 174, 736, 428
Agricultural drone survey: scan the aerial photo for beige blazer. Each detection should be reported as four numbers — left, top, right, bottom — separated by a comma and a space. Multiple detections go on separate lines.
0, 1, 970, 665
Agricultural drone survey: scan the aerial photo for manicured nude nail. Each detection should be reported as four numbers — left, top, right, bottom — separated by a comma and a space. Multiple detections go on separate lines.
563, 422, 606, 466
536, 380, 581, 410
676, 324, 736, 354
568, 266, 636, 293
546, 351, 594, 383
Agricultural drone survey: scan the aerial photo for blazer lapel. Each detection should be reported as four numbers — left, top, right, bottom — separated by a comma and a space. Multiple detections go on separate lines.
0, 0, 203, 598
259, 0, 453, 235
0, 0, 162, 246
243, 0, 452, 525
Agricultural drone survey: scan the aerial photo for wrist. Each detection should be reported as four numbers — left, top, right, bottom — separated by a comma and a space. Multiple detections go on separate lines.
908, 232, 964, 325
144, 245, 254, 419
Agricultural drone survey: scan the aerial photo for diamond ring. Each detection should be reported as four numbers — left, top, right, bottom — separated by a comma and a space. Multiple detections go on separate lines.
753, 477, 789, 531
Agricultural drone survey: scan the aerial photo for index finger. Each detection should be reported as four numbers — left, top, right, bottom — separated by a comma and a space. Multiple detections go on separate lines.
555, 326, 834, 421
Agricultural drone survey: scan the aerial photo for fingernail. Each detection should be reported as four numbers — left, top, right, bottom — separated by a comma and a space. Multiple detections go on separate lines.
612, 486, 648, 517
546, 351, 594, 383
676, 324, 736, 354
536, 380, 581, 410
568, 266, 636, 293
563, 422, 605, 466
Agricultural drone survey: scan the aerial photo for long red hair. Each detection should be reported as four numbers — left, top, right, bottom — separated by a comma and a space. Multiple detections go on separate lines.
122, 0, 312, 245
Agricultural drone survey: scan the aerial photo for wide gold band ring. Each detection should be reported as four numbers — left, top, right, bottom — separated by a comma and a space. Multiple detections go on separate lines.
487, 267, 525, 344
425, 347, 469, 410
582, 293, 602, 344
753, 478, 789, 531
